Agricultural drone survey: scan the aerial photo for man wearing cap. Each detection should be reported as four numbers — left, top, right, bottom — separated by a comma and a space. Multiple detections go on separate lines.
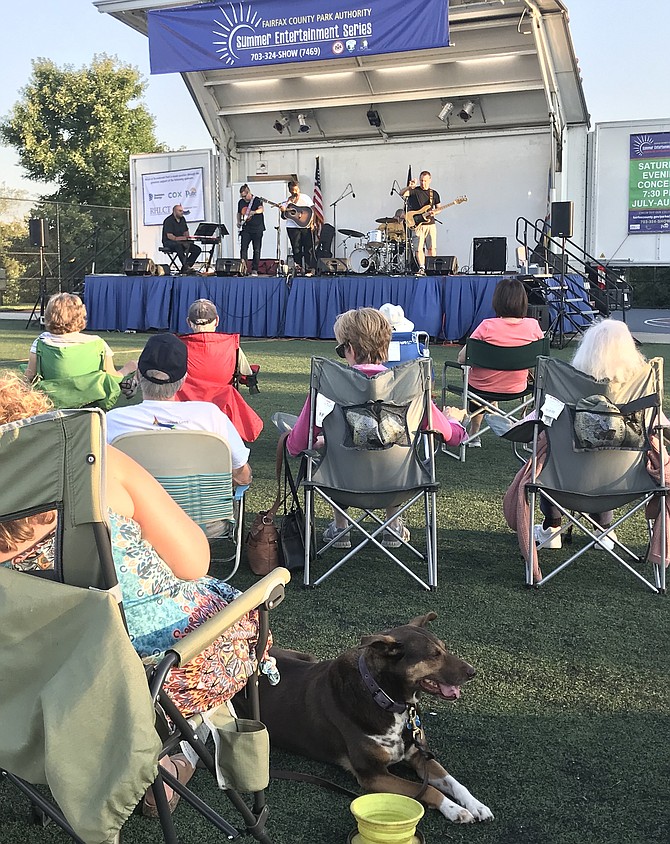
106, 333, 252, 486
174, 299, 263, 443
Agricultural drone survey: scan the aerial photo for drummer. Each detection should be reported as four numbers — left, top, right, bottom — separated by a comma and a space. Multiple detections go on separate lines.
377, 208, 406, 242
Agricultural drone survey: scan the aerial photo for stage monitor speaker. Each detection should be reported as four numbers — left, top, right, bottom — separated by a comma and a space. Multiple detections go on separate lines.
318, 257, 349, 275
473, 237, 507, 273
123, 257, 155, 276
29, 218, 47, 248
551, 201, 573, 238
425, 255, 458, 276
215, 258, 244, 276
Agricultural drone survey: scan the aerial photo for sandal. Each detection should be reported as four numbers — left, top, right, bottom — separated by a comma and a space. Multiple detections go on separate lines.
142, 753, 196, 817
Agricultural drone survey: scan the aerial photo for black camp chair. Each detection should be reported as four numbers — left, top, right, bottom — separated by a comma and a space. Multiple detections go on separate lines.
301, 357, 439, 590
442, 335, 549, 461
0, 408, 289, 843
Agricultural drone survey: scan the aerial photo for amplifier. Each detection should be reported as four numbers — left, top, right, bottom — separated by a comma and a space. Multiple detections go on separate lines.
473, 237, 507, 273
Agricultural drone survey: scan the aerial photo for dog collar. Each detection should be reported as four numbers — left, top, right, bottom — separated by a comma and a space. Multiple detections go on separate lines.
358, 654, 407, 714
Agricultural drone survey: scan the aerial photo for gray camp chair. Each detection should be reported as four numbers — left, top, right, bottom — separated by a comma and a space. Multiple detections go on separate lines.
507, 357, 667, 592
442, 335, 549, 461
302, 357, 439, 590
0, 408, 290, 843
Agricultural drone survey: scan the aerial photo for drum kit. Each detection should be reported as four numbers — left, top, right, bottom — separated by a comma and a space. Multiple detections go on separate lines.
339, 217, 409, 275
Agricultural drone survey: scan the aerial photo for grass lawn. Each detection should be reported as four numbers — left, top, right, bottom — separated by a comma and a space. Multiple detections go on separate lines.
0, 322, 668, 844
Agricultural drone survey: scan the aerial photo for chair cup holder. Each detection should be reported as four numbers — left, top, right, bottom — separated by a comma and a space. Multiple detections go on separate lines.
204, 710, 270, 792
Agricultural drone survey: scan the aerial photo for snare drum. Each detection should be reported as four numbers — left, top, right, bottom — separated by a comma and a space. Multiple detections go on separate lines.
366, 230, 385, 249
350, 247, 376, 274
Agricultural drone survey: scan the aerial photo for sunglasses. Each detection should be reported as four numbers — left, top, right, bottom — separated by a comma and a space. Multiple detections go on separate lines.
335, 343, 347, 359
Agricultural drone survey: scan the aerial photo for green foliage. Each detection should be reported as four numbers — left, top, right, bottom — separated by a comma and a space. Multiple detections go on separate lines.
0, 55, 165, 207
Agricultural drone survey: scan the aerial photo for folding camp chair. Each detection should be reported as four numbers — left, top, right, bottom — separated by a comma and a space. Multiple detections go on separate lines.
384, 330, 431, 369
514, 356, 667, 592
302, 357, 439, 590
33, 336, 122, 410
442, 335, 549, 461
0, 408, 289, 843
112, 429, 247, 581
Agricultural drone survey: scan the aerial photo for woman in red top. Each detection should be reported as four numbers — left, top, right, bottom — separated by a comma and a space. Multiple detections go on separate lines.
458, 278, 543, 446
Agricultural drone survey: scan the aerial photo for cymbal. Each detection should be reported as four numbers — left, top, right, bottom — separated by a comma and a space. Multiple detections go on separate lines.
340, 228, 365, 238
375, 217, 397, 224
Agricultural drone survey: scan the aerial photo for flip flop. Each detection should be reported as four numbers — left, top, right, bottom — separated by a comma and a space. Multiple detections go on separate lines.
142, 753, 196, 818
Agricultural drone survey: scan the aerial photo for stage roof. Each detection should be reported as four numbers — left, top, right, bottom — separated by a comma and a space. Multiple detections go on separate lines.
94, 0, 589, 153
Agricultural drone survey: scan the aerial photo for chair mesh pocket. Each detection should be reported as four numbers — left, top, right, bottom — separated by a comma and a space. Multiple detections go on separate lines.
343, 401, 410, 450
572, 394, 647, 452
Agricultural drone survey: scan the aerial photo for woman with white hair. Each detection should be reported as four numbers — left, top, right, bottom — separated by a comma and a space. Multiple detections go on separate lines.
533, 319, 647, 549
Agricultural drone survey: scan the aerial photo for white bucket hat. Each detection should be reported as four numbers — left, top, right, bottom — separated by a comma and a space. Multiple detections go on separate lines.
379, 303, 414, 333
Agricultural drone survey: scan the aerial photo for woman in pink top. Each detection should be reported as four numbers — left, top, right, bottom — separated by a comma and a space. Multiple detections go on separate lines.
458, 278, 543, 445
287, 308, 466, 549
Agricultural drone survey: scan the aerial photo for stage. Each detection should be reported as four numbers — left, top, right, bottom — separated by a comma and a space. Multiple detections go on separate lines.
83, 272, 590, 340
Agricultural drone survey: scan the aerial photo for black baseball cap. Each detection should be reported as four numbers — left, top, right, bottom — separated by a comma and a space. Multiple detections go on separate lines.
138, 334, 187, 384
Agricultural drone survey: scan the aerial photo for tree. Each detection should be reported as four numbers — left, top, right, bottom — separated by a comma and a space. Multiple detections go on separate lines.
0, 55, 165, 207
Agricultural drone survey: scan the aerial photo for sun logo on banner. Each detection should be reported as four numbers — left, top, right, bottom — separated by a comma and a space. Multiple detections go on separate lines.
631, 135, 656, 157
213, 2, 262, 66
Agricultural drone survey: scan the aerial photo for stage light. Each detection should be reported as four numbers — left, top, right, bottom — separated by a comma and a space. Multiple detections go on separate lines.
438, 102, 454, 123
459, 101, 476, 122
273, 116, 290, 134
297, 113, 311, 133
367, 108, 381, 127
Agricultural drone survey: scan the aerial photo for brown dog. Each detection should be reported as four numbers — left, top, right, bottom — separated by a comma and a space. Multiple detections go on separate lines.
247, 612, 493, 823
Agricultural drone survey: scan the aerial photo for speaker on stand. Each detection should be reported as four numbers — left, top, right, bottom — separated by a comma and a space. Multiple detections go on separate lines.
26, 218, 50, 329
550, 201, 574, 348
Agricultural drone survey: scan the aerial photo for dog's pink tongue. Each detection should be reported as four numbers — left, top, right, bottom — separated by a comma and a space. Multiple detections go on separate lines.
439, 684, 461, 700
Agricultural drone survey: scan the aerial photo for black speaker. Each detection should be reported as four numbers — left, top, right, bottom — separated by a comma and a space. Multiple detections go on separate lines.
318, 257, 349, 275
528, 304, 551, 332
123, 257, 155, 276
473, 237, 507, 273
551, 201, 573, 238
29, 218, 47, 248
425, 256, 458, 276
215, 258, 245, 276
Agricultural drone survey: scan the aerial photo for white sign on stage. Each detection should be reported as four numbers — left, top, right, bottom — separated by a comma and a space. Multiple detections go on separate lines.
141, 167, 205, 226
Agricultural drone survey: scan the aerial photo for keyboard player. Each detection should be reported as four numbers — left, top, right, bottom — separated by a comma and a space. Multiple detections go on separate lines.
162, 204, 201, 272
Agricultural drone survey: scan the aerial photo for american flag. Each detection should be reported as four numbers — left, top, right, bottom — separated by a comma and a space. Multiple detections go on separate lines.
312, 156, 324, 235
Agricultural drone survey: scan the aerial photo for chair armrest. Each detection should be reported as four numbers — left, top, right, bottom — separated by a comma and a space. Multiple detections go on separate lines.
168, 568, 291, 666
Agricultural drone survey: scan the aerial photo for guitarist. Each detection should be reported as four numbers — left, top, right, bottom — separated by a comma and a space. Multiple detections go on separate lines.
281, 180, 315, 277
401, 171, 441, 276
237, 184, 265, 277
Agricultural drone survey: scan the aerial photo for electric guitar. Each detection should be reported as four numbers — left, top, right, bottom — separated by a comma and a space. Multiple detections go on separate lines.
405, 195, 468, 229
258, 197, 314, 229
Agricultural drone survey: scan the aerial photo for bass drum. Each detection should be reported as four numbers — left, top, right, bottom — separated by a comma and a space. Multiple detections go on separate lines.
349, 247, 376, 274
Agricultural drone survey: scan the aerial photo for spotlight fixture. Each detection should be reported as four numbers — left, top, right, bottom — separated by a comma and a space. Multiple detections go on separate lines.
273, 116, 290, 134
438, 102, 454, 123
297, 113, 311, 134
366, 108, 381, 127
459, 101, 476, 122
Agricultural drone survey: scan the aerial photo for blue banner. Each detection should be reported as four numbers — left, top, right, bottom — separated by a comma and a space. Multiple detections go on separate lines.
628, 132, 670, 235
148, 0, 449, 74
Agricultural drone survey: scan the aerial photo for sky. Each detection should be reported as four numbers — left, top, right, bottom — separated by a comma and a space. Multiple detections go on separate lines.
1, 0, 669, 198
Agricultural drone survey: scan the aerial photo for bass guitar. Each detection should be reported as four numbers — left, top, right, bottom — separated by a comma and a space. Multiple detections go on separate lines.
405, 195, 468, 229
258, 196, 314, 229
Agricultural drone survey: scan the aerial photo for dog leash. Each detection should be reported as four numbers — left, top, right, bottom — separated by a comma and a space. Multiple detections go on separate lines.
269, 769, 359, 798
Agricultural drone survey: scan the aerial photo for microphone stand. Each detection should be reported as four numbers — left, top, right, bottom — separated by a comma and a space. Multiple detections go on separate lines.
330, 185, 354, 259
391, 181, 412, 275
